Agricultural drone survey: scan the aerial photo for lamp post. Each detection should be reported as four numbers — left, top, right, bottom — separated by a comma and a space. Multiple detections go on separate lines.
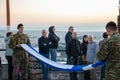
6, 0, 10, 32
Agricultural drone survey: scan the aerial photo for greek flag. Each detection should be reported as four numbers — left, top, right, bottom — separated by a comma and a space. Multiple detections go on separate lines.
21, 44, 106, 72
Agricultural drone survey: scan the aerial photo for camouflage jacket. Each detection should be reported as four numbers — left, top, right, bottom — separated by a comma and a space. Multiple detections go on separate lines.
9, 32, 31, 51
97, 32, 120, 80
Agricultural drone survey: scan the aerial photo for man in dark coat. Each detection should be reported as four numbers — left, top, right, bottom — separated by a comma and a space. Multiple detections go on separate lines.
65, 26, 74, 64
66, 32, 81, 80
38, 29, 51, 80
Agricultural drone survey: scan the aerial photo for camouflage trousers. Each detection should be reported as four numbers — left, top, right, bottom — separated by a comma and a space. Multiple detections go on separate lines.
12, 54, 28, 80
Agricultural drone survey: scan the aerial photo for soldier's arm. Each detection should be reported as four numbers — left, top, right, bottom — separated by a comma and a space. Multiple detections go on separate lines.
27, 36, 31, 45
96, 41, 109, 61
9, 36, 15, 49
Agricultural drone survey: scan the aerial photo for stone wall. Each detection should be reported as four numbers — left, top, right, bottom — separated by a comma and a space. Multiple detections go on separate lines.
49, 71, 84, 80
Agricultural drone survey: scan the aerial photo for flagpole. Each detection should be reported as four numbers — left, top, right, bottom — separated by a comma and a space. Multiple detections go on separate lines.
6, 0, 10, 32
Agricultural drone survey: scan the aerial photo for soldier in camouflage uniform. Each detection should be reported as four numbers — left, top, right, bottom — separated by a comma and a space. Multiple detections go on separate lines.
9, 24, 31, 80
97, 21, 120, 80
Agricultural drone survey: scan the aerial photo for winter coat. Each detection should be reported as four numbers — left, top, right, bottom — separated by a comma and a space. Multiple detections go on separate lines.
48, 26, 60, 49
65, 31, 72, 45
66, 38, 81, 58
38, 36, 51, 54
4, 37, 13, 56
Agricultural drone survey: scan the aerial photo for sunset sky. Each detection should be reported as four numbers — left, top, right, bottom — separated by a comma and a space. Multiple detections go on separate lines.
0, 0, 119, 27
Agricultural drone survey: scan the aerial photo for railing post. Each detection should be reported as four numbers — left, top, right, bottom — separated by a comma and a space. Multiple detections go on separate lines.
0, 57, 1, 67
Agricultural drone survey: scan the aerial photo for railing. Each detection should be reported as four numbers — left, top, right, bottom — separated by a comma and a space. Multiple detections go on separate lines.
0, 49, 6, 51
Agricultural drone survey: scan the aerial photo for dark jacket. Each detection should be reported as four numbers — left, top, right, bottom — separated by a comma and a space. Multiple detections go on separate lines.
66, 38, 81, 58
48, 26, 60, 49
81, 41, 88, 56
65, 32, 72, 45
38, 36, 51, 54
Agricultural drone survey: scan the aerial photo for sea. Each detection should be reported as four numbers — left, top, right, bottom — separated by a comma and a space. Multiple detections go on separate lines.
0, 25, 106, 64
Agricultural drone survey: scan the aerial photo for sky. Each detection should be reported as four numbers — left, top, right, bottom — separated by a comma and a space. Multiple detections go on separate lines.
0, 0, 119, 27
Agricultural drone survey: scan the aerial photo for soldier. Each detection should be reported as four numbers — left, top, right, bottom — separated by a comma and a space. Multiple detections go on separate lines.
9, 23, 31, 80
97, 21, 120, 80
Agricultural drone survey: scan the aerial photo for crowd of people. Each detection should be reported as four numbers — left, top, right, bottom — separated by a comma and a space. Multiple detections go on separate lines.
4, 21, 120, 80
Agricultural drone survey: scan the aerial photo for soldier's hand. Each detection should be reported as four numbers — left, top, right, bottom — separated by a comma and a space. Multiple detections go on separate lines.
16, 44, 21, 47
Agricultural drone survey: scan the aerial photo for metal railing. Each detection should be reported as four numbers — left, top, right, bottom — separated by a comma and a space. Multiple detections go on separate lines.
0, 49, 6, 51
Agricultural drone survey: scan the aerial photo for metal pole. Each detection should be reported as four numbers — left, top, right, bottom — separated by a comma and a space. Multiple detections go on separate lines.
6, 0, 10, 32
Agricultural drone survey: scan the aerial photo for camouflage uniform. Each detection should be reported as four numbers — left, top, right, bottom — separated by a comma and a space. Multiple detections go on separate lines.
9, 32, 30, 80
97, 33, 120, 80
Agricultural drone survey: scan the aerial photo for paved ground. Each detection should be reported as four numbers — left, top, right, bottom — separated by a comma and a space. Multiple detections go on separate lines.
0, 65, 8, 80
